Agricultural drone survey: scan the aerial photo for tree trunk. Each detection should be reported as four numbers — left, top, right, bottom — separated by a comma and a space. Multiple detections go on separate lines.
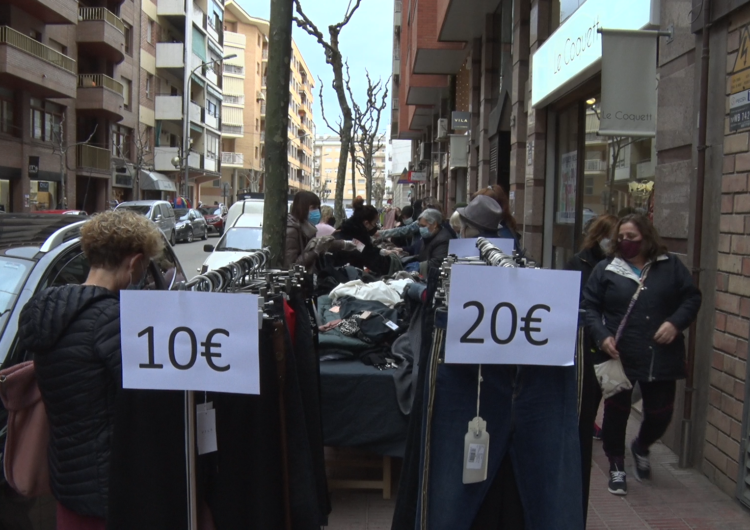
350, 144, 357, 205
262, 0, 294, 267
331, 34, 352, 227
365, 150, 373, 205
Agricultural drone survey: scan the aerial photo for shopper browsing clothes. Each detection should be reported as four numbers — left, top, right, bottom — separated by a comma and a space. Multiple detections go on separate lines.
582, 214, 702, 496
17, 210, 164, 529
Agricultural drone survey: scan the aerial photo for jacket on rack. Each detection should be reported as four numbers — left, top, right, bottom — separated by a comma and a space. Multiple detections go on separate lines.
582, 254, 702, 381
417, 225, 454, 272
285, 214, 319, 270
17, 285, 121, 518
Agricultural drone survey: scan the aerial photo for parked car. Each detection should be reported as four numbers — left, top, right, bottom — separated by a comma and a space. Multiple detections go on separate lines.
0, 214, 186, 528
199, 207, 227, 236
116, 200, 177, 246
200, 221, 264, 274
35, 209, 88, 216
174, 208, 208, 243
224, 199, 265, 231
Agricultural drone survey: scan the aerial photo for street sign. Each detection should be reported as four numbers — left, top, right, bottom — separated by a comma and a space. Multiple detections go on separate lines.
120, 291, 260, 394
452, 111, 471, 130
445, 265, 581, 366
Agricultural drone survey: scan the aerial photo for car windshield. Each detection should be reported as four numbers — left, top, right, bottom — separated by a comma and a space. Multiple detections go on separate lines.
216, 228, 263, 252
118, 205, 151, 216
0, 258, 32, 336
175, 210, 192, 221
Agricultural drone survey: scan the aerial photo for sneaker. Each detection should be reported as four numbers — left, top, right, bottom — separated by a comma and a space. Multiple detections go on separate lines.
593, 423, 603, 440
631, 439, 651, 481
608, 468, 628, 495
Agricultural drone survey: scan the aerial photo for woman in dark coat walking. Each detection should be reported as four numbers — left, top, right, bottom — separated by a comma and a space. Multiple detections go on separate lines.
582, 214, 701, 497
565, 213, 617, 521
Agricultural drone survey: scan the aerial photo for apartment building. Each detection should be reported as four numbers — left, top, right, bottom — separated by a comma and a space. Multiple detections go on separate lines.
139, 0, 225, 205
0, 0, 140, 213
314, 134, 387, 204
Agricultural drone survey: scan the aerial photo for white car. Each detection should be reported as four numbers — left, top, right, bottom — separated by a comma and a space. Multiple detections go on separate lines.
200, 216, 264, 273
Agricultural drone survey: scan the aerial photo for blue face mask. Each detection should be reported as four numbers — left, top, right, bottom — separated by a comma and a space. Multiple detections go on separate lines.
419, 226, 432, 239
308, 209, 321, 225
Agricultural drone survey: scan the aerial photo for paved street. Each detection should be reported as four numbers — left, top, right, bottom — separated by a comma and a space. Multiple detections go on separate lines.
173, 234, 221, 280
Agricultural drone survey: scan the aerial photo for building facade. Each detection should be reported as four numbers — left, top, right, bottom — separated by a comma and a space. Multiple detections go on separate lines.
392, 0, 750, 506
0, 0, 140, 213
314, 134, 387, 204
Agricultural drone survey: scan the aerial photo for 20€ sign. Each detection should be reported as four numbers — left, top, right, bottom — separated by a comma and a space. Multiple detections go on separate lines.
120, 291, 260, 394
445, 265, 581, 366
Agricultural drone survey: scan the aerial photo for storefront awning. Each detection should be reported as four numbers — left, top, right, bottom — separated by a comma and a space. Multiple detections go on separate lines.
140, 171, 177, 192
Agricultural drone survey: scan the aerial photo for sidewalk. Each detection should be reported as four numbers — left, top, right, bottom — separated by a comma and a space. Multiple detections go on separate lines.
325, 416, 750, 529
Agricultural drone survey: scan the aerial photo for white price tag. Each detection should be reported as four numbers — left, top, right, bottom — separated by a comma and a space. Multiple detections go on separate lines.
463, 417, 489, 484
385, 320, 399, 331
445, 265, 581, 366
448, 238, 515, 258
197, 405, 217, 455
120, 291, 261, 394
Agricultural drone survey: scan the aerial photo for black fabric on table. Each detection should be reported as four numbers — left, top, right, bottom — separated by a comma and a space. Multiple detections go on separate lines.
320, 360, 408, 457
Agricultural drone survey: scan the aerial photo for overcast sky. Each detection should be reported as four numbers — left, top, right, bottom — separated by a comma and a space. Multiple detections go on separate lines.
237, 0, 394, 138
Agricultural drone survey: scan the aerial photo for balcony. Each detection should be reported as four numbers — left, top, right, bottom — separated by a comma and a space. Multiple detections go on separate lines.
260, 132, 265, 143
192, 3, 205, 28
224, 94, 244, 105
224, 64, 244, 76
157, 0, 187, 17
221, 124, 243, 137
260, 102, 266, 116
77, 7, 125, 64
155, 95, 183, 120
0, 26, 76, 99
262, 48, 268, 61
204, 156, 217, 173
225, 31, 245, 48
77, 144, 111, 173
76, 74, 125, 121
584, 159, 607, 172
256, 90, 265, 101
636, 159, 655, 180
262, 76, 267, 88
205, 111, 218, 130
7, 0, 77, 25
154, 147, 202, 172
156, 42, 185, 70
189, 101, 204, 124
221, 152, 243, 167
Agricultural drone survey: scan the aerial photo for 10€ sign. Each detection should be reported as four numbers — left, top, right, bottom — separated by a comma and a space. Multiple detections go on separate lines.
120, 291, 260, 394
445, 265, 581, 366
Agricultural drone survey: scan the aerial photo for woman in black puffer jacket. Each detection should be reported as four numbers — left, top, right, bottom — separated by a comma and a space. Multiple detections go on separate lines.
582, 214, 701, 498
18, 210, 164, 529
333, 198, 392, 275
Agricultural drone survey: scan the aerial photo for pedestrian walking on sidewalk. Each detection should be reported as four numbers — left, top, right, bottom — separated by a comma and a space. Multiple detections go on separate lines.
582, 214, 701, 496
566, 213, 618, 519
17, 210, 164, 529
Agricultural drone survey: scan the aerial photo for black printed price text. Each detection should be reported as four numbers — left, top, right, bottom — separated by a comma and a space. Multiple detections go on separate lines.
138, 326, 231, 372
459, 302, 550, 346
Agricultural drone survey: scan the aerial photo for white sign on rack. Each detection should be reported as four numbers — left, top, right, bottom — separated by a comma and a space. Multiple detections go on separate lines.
121, 291, 260, 394
445, 265, 581, 366
448, 238, 515, 258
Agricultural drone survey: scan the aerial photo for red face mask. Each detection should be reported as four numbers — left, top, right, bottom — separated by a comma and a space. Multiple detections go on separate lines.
618, 239, 642, 260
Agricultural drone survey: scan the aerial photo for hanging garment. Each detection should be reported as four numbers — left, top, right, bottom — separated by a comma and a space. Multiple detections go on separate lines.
329, 279, 412, 308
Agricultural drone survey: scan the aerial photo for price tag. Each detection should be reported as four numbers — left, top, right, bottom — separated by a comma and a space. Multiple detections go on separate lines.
445, 265, 581, 366
463, 417, 489, 484
385, 320, 399, 331
120, 291, 260, 394
448, 238, 515, 258
197, 403, 217, 455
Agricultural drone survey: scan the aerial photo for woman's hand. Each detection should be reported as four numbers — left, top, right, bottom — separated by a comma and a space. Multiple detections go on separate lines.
654, 322, 679, 344
601, 336, 620, 359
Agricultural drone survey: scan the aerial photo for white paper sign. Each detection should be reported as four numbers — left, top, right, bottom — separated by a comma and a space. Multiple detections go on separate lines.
448, 238, 515, 258
120, 291, 260, 394
445, 265, 581, 366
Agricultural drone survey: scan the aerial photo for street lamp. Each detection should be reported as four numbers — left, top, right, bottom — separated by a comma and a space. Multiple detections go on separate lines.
175, 53, 238, 204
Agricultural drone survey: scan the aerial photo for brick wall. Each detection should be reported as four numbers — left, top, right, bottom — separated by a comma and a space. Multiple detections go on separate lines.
141, 11, 158, 57
705, 13, 750, 496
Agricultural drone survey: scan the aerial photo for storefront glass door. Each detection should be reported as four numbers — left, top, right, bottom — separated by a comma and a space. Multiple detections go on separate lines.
552, 104, 580, 270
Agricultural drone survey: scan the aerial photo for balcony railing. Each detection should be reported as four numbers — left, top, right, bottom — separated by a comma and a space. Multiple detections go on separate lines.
78, 7, 125, 34
224, 94, 244, 105
260, 132, 265, 142
0, 26, 76, 74
221, 152, 244, 165
222, 124, 243, 136
262, 48, 268, 60
395, 0, 402, 13
260, 102, 266, 115
192, 3, 205, 27
224, 64, 244, 75
77, 144, 111, 171
77, 74, 124, 96
262, 76, 267, 87
584, 159, 606, 172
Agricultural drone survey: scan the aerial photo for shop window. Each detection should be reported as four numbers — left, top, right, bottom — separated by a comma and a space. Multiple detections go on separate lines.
112, 124, 132, 159
30, 99, 62, 143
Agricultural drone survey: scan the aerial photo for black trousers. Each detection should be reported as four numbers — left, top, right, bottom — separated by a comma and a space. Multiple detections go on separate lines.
602, 380, 676, 459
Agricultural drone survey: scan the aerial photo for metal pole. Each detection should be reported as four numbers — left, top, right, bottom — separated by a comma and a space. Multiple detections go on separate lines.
184, 390, 197, 530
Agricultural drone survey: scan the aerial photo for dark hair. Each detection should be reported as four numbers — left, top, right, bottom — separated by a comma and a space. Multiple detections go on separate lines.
351, 196, 378, 223
618, 207, 637, 218
401, 205, 414, 218
472, 185, 518, 233
581, 214, 617, 251
615, 214, 668, 261
290, 191, 320, 223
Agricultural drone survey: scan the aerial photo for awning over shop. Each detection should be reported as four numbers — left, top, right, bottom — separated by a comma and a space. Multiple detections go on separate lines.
140, 171, 177, 192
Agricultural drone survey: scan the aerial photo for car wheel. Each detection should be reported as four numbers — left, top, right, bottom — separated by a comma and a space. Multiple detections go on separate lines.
186, 228, 194, 243
170, 230, 176, 246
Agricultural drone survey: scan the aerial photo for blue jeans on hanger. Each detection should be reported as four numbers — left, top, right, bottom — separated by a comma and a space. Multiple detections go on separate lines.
418, 363, 584, 530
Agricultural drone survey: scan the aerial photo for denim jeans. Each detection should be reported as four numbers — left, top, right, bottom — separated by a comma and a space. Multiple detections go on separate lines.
417, 362, 584, 530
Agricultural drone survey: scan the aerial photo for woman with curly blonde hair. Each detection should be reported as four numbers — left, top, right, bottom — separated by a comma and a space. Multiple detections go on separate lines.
17, 210, 163, 529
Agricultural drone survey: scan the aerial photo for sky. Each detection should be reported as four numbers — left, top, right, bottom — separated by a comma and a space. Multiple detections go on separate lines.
237, 0, 394, 138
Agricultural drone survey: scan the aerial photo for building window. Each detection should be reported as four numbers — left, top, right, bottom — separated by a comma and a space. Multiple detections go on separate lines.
206, 134, 219, 159
124, 23, 133, 55
257, 62, 260, 75
146, 19, 153, 43
255, 146, 259, 159
146, 74, 153, 99
255, 119, 259, 131
0, 91, 14, 135
257, 34, 261, 47
141, 126, 153, 153
30, 98, 62, 142
112, 124, 132, 159
122, 77, 132, 109
206, 99, 219, 118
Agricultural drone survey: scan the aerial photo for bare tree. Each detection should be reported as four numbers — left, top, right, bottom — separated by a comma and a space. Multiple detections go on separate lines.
294, 0, 363, 225
50, 113, 97, 209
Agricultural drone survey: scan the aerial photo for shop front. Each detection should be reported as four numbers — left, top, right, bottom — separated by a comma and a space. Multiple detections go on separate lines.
531, 0, 660, 269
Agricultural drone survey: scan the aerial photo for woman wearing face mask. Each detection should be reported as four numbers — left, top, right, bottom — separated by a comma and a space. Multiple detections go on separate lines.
334, 197, 392, 274
582, 214, 701, 497
16, 210, 163, 529
565, 213, 617, 523
414, 208, 455, 274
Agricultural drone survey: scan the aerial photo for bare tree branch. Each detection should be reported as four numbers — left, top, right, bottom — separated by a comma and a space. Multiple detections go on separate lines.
318, 75, 341, 135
